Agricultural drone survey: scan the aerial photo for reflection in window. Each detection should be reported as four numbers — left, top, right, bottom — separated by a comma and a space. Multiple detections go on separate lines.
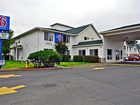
79, 50, 86, 55
107, 49, 112, 60
44, 32, 53, 41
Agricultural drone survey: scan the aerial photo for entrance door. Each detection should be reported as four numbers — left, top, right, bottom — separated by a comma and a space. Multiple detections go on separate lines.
115, 50, 122, 61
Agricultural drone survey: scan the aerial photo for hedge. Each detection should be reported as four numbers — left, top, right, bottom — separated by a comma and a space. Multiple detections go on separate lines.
73, 55, 99, 62
63, 55, 71, 62
73, 55, 83, 62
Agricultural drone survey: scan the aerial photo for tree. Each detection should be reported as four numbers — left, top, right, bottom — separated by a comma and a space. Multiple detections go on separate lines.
55, 42, 68, 61
2, 29, 15, 59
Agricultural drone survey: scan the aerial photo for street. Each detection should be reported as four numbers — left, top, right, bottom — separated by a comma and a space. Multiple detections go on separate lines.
0, 66, 140, 105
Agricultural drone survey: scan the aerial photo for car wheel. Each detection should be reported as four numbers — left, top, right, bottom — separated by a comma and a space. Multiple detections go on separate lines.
134, 59, 136, 61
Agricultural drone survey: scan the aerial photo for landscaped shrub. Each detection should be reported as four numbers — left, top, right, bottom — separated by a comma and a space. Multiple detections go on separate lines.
73, 55, 84, 62
28, 50, 61, 68
73, 55, 99, 62
84, 55, 99, 62
62, 55, 71, 62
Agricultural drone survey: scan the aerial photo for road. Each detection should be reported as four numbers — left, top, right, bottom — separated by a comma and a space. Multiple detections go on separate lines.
0, 66, 140, 105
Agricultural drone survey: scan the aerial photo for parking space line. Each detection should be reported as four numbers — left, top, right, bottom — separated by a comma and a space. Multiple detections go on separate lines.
94, 67, 105, 70
0, 74, 21, 78
0, 85, 26, 96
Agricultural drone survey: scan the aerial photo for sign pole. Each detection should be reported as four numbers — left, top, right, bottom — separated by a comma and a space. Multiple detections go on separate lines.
0, 39, 2, 68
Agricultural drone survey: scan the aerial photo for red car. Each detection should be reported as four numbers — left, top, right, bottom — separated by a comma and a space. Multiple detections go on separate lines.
128, 56, 140, 61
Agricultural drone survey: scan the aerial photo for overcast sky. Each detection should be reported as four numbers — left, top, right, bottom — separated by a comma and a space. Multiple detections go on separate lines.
0, 0, 140, 36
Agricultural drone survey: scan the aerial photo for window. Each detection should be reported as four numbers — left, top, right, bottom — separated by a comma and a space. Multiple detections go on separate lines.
79, 50, 86, 55
63, 35, 70, 43
65, 50, 70, 55
44, 49, 53, 50
115, 50, 120, 60
94, 49, 98, 56
90, 49, 98, 56
44, 32, 53, 41
120, 50, 122, 59
84, 37, 90, 40
129, 47, 131, 51
124, 46, 126, 50
107, 49, 112, 60
90, 49, 94, 55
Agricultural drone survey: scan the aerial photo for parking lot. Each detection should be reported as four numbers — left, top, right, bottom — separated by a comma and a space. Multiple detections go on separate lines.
0, 65, 140, 105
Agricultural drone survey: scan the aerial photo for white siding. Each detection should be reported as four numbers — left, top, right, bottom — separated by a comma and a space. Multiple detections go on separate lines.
13, 31, 39, 60
103, 37, 124, 62
74, 26, 100, 45
73, 45, 103, 58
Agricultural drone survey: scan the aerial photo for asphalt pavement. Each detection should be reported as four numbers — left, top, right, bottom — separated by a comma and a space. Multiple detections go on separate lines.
0, 65, 140, 105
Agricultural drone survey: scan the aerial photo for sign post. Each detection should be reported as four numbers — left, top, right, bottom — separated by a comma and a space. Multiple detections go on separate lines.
0, 15, 10, 68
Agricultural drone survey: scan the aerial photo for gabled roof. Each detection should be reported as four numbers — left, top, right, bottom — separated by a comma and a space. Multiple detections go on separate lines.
65, 24, 91, 34
50, 23, 74, 28
13, 27, 76, 39
13, 23, 100, 39
73, 39, 102, 47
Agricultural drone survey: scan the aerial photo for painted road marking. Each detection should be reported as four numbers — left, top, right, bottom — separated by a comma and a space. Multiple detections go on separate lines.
94, 67, 105, 70
0, 85, 26, 95
0, 74, 21, 78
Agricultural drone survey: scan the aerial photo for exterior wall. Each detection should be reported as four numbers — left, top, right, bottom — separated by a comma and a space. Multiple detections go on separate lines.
73, 45, 103, 58
11, 31, 75, 60
102, 36, 124, 62
11, 31, 39, 60
74, 26, 100, 45
37, 31, 75, 59
51, 25, 72, 31
37, 31, 55, 50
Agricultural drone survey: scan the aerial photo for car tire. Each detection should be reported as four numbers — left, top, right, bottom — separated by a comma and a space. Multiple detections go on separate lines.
134, 59, 136, 61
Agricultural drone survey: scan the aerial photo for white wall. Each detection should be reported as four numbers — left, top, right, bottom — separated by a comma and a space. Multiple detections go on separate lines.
12, 30, 75, 60
73, 26, 100, 45
12, 31, 39, 60
103, 36, 124, 62
73, 45, 103, 58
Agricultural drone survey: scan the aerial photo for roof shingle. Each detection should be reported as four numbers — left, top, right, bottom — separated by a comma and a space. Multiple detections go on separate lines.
65, 24, 91, 34
73, 40, 103, 46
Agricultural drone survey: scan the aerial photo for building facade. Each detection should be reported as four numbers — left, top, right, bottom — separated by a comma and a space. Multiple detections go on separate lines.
10, 23, 140, 62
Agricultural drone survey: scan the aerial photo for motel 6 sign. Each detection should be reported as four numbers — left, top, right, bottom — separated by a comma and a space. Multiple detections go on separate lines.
0, 15, 10, 31
0, 15, 10, 67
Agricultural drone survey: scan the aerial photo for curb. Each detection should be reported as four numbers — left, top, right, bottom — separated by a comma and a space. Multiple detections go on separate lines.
0, 67, 63, 72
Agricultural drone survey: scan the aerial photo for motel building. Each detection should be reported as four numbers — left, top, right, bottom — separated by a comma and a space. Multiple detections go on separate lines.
10, 23, 140, 62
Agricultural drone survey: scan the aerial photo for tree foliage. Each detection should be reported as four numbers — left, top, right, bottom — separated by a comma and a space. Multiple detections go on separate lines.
2, 30, 15, 56
28, 50, 61, 68
55, 42, 68, 61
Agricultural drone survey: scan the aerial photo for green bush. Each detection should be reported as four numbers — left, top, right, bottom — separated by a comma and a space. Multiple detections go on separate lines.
62, 55, 71, 62
28, 50, 61, 68
73, 55, 99, 62
84, 56, 99, 62
73, 55, 84, 62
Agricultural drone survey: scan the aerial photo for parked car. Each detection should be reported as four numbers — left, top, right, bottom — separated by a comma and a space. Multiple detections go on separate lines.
128, 56, 140, 61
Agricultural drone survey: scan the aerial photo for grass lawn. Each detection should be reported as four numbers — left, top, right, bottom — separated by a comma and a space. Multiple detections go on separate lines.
58, 62, 100, 67
1, 61, 101, 70
2, 60, 34, 70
